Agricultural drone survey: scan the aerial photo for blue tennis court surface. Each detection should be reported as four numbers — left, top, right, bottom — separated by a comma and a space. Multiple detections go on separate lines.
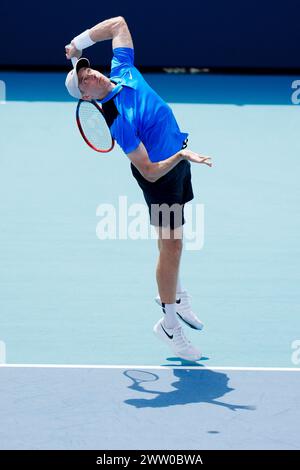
0, 72, 299, 449
0, 366, 299, 450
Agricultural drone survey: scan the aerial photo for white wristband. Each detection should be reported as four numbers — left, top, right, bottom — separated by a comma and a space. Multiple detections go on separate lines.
73, 29, 95, 50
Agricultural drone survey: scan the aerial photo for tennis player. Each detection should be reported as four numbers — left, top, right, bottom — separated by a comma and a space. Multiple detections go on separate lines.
65, 17, 212, 361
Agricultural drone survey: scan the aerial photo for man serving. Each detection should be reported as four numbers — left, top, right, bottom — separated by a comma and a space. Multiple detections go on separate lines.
65, 16, 212, 361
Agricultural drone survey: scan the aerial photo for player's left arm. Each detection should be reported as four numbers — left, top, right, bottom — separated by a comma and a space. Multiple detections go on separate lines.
127, 142, 212, 183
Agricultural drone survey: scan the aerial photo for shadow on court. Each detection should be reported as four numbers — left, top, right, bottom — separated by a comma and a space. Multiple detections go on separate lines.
124, 368, 255, 412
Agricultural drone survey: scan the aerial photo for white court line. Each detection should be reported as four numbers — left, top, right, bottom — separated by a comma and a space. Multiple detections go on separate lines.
0, 364, 299, 371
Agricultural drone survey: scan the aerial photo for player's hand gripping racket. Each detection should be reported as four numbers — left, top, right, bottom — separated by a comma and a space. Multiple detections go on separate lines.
66, 53, 115, 153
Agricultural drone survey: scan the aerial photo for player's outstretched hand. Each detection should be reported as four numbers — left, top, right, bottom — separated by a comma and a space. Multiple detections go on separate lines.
181, 149, 213, 167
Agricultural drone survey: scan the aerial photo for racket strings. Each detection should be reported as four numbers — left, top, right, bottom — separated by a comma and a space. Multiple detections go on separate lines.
78, 101, 113, 151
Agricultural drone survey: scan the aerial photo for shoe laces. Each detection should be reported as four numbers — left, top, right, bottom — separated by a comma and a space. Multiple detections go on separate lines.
177, 291, 194, 314
173, 326, 191, 349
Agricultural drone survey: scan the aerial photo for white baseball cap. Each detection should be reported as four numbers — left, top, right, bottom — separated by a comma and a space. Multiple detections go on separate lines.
65, 57, 90, 99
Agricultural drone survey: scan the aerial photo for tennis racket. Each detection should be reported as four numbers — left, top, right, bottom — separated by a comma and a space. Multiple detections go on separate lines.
67, 54, 114, 153
76, 99, 115, 153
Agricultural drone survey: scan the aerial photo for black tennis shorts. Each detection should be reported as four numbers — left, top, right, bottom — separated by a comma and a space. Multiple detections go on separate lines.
130, 141, 194, 229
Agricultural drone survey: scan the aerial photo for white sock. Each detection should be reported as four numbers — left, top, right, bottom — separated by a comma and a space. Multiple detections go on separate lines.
162, 303, 179, 329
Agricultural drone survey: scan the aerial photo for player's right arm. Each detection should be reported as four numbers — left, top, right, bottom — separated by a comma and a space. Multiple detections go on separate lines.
90, 16, 133, 49
65, 17, 133, 60
127, 142, 212, 183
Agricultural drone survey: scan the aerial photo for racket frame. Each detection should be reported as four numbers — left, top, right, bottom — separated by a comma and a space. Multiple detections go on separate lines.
76, 99, 115, 153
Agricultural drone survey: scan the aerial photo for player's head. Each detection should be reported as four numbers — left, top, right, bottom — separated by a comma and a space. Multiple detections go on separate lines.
65, 57, 110, 100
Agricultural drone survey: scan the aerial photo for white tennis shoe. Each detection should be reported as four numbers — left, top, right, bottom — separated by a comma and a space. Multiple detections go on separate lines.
155, 290, 204, 331
153, 318, 202, 362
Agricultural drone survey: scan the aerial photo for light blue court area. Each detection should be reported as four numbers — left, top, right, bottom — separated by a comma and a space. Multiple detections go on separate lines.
0, 366, 299, 450
0, 72, 300, 369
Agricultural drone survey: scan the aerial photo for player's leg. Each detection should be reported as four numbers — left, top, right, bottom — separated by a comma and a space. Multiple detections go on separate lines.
156, 227, 183, 306
157, 236, 184, 300
156, 225, 204, 331
130, 158, 202, 359
153, 225, 202, 361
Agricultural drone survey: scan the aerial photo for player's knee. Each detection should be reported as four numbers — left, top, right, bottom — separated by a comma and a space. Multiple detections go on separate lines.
160, 238, 182, 257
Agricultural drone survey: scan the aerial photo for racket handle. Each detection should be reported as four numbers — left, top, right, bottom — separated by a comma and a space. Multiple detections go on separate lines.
65, 43, 80, 67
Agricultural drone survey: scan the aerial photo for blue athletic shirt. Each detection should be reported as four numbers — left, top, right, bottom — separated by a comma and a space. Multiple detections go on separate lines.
107, 47, 188, 162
